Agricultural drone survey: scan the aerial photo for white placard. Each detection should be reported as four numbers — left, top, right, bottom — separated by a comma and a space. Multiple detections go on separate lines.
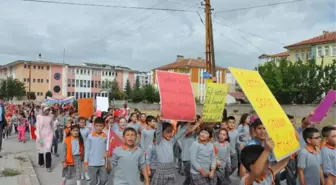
96, 96, 109, 112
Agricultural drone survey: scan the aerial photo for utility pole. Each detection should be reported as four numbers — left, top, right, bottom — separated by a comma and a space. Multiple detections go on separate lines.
204, 0, 217, 82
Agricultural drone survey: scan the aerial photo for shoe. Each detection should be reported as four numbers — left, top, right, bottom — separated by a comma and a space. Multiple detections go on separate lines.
81, 174, 84, 180
47, 168, 51, 172
84, 172, 91, 181
40, 165, 45, 168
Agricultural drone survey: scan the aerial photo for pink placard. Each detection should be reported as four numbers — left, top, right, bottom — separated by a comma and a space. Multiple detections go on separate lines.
311, 90, 336, 122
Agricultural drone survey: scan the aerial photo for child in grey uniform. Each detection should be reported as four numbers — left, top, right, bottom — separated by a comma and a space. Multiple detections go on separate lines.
84, 117, 109, 185
214, 128, 231, 185
240, 138, 291, 185
190, 127, 216, 185
146, 132, 158, 182
297, 127, 324, 185
150, 121, 184, 185
321, 126, 336, 185
79, 117, 90, 181
110, 127, 149, 185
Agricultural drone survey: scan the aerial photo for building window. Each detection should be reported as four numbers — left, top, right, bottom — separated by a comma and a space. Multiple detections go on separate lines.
80, 92, 83, 98
47, 66, 49, 70
67, 92, 71, 97
33, 79, 36, 83
332, 45, 336, 56
318, 46, 323, 57
71, 92, 75, 96
46, 79, 49, 83
33, 65, 36, 69
38, 66, 41, 69
37, 79, 40, 83
24, 78, 26, 82
87, 92, 90, 98
76, 69, 79, 74
307, 51, 312, 59
295, 51, 300, 60
91, 92, 93, 98
87, 80, 90, 88
98, 81, 101, 88
301, 51, 305, 60
40, 92, 43, 96
80, 69, 83, 75
80, 80, 83, 87
53, 85, 61, 93
325, 46, 330, 56
54, 73, 61, 80
24, 64, 27, 68
72, 79, 75, 87
94, 81, 98, 88
83, 80, 87, 88
76, 80, 79, 87
41, 66, 44, 70
68, 79, 71, 87
41, 79, 43, 83
76, 92, 78, 99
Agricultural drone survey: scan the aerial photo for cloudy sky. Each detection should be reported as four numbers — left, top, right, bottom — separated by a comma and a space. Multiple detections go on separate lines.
0, 0, 335, 71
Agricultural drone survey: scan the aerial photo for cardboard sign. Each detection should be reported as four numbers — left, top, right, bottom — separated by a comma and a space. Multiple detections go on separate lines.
156, 71, 196, 121
229, 67, 299, 161
202, 82, 228, 122
78, 98, 94, 118
96, 96, 109, 112
311, 90, 336, 122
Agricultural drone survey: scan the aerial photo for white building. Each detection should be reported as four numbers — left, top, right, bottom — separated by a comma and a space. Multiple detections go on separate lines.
135, 71, 151, 87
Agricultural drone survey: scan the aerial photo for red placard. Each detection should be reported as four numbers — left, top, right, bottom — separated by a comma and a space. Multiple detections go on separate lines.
156, 71, 196, 121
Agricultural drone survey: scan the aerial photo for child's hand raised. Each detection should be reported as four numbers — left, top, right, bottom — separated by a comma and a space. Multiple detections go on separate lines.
265, 137, 274, 151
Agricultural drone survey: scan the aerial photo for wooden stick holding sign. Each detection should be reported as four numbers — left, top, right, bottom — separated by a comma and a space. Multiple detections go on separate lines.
229, 67, 299, 161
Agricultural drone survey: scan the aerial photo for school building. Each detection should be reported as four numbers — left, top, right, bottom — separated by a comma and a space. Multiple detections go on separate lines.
0, 56, 142, 101
152, 55, 228, 103
259, 31, 336, 65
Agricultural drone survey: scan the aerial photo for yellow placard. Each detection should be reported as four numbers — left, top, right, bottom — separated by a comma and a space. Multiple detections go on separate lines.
229, 67, 299, 161
202, 82, 228, 122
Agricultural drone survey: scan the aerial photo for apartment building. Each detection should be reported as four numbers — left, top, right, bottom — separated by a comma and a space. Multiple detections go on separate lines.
0, 58, 135, 100
134, 71, 151, 87
259, 31, 336, 65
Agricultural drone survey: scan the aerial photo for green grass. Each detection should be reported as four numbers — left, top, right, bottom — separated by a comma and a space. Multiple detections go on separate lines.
1, 168, 21, 177
14, 156, 27, 163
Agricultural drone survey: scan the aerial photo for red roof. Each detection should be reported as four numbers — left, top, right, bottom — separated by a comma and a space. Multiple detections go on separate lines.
154, 56, 225, 70
285, 31, 336, 48
258, 51, 289, 59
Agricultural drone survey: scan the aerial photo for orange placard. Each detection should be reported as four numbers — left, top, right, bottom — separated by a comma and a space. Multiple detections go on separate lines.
78, 98, 94, 118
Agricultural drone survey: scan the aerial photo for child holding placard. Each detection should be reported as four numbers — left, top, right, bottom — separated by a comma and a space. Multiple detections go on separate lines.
240, 138, 291, 185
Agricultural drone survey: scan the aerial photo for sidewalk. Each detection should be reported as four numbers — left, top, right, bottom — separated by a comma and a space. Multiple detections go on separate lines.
0, 153, 40, 185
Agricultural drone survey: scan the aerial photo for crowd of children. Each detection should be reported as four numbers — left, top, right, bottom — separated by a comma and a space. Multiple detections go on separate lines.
2, 102, 335, 185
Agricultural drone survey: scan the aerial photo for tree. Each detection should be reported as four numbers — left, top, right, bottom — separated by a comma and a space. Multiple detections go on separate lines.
143, 84, 160, 103
124, 79, 132, 99
45, 90, 53, 99
256, 59, 336, 104
134, 76, 141, 90
27, 92, 36, 100
109, 79, 124, 100
0, 77, 26, 100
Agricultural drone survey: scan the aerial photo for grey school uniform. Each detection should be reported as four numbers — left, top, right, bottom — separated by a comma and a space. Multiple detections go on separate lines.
237, 124, 251, 148
110, 146, 146, 185
141, 128, 156, 151
228, 129, 239, 172
62, 138, 82, 180
214, 142, 231, 185
321, 146, 336, 178
84, 133, 108, 185
296, 147, 322, 185
127, 122, 141, 132
150, 123, 184, 185
240, 172, 274, 185
146, 144, 158, 176
180, 124, 196, 185
190, 141, 217, 185
80, 127, 90, 143
114, 128, 124, 139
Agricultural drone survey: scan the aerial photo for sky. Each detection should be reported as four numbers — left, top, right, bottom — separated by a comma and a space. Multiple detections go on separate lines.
0, 0, 335, 71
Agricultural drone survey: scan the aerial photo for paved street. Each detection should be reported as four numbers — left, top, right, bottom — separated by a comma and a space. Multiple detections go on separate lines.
1, 135, 241, 185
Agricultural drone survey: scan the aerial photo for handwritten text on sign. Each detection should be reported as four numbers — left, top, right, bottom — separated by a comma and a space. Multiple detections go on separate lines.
229, 67, 299, 161
202, 83, 228, 122
156, 71, 196, 121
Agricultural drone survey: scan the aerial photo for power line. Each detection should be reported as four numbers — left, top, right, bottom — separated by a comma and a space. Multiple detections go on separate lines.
21, 0, 197, 12
216, 0, 303, 13
214, 21, 285, 45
